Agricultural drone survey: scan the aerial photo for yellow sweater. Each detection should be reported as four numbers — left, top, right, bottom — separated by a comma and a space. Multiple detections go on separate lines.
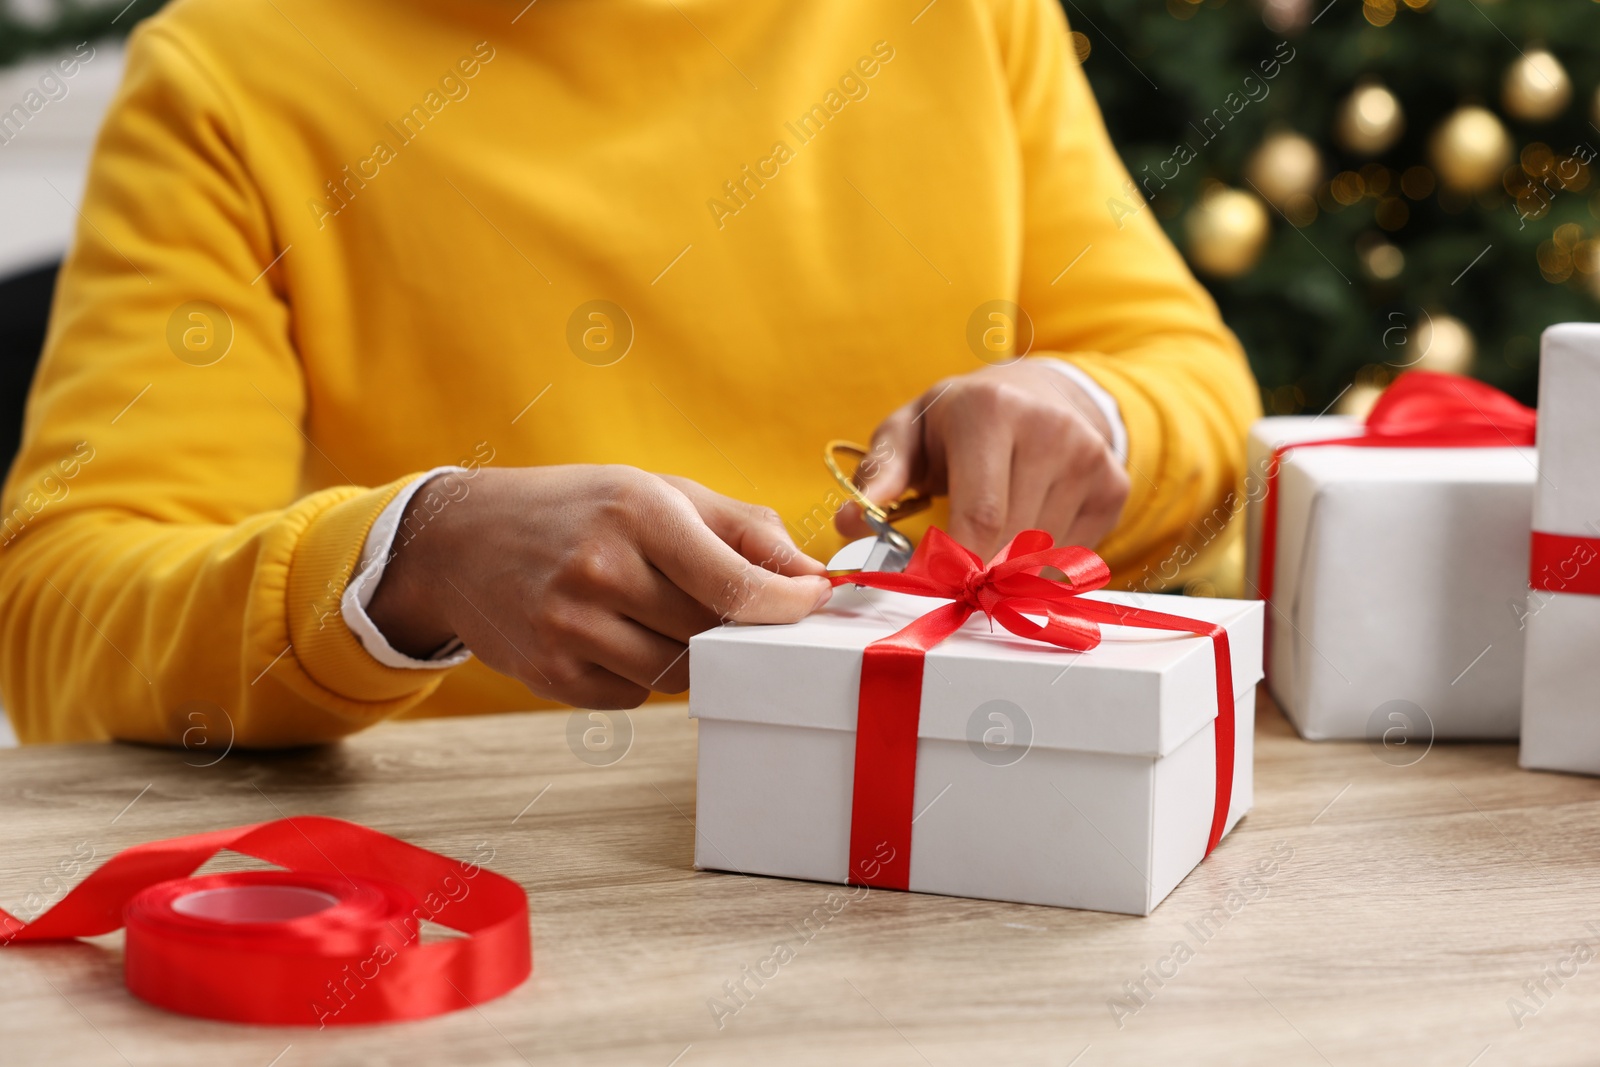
0, 0, 1259, 745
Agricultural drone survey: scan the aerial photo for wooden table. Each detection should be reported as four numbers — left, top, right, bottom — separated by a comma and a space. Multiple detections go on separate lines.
3, 696, 1600, 1066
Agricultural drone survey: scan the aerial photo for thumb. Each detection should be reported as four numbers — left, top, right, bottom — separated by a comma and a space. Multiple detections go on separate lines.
718, 563, 834, 625
835, 403, 921, 539
675, 482, 827, 578
650, 477, 833, 622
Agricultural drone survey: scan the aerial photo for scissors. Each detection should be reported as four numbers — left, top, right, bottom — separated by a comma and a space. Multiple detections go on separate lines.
822, 440, 933, 575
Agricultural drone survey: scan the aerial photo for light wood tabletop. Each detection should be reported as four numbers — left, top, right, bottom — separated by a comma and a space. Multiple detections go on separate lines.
3, 695, 1600, 1066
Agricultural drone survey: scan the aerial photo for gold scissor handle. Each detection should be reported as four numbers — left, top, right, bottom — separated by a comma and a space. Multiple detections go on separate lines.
824, 440, 933, 527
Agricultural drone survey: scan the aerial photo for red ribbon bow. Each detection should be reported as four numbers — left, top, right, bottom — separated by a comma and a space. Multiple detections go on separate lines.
831, 527, 1237, 890
1258, 370, 1537, 616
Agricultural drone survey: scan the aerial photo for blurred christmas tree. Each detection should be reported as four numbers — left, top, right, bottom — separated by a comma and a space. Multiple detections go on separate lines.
1066, 0, 1600, 413
0, 0, 133, 67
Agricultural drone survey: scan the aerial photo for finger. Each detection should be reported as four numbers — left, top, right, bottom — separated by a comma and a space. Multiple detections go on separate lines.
857, 403, 921, 505
1060, 474, 1129, 549
833, 501, 875, 540
556, 665, 652, 711
945, 423, 1014, 560
504, 646, 648, 711
582, 615, 694, 693
837, 401, 921, 539
639, 486, 833, 624
1005, 434, 1062, 538
1036, 474, 1093, 546
606, 561, 722, 643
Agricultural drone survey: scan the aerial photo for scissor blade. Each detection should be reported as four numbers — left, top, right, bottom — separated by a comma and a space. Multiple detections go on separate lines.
826, 535, 909, 574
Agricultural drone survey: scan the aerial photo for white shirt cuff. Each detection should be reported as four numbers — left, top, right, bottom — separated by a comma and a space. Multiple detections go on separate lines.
1036, 357, 1129, 467
341, 466, 475, 670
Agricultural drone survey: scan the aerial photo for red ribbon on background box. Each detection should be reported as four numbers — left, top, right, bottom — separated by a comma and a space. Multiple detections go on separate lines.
831, 527, 1236, 891
0, 816, 531, 1026
1257, 370, 1538, 622
1529, 532, 1600, 596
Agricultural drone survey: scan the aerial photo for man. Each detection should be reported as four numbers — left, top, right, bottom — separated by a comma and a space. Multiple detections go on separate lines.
0, 0, 1258, 745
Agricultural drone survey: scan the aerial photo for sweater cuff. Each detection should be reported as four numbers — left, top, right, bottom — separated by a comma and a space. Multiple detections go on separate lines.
286, 475, 461, 704
343, 466, 473, 669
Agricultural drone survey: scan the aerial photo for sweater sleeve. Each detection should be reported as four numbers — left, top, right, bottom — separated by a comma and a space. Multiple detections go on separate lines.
996, 0, 1263, 586
0, 25, 455, 745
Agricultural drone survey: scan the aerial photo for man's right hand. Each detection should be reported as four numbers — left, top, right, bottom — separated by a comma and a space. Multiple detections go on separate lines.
365, 466, 832, 709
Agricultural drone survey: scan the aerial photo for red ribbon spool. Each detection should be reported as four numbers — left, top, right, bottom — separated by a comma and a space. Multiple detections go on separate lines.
1, 817, 531, 1027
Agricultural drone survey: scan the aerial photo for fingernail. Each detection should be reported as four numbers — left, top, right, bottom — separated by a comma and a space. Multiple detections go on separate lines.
811, 582, 833, 611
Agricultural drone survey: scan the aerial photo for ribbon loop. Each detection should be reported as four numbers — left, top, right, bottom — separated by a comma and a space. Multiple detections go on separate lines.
1365, 369, 1537, 440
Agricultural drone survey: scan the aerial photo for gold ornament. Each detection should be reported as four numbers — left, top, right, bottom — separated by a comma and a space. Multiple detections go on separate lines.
1502, 49, 1570, 122
1245, 132, 1323, 208
1414, 313, 1475, 375
1259, 0, 1312, 34
1429, 106, 1512, 193
1335, 83, 1404, 156
1184, 187, 1271, 278
1576, 238, 1600, 276
1337, 382, 1385, 419
1359, 240, 1405, 280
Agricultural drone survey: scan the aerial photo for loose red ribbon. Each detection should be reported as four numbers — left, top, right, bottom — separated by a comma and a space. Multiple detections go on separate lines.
1258, 370, 1537, 621
831, 527, 1236, 891
0, 817, 531, 1026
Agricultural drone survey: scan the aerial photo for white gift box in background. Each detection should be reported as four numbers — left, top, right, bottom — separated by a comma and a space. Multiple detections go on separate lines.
689, 586, 1263, 917
1245, 417, 1535, 740
1521, 324, 1600, 775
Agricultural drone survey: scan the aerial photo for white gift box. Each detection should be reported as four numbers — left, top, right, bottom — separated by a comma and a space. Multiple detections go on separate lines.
1244, 416, 1535, 740
688, 587, 1262, 916
1521, 324, 1600, 775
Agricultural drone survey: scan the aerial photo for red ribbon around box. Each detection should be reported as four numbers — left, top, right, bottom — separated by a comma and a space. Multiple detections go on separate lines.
1257, 370, 1538, 628
0, 816, 531, 1026
1529, 531, 1600, 596
830, 527, 1236, 891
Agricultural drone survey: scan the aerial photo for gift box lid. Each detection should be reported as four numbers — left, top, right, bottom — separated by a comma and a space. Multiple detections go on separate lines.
1274, 443, 1537, 486
1249, 416, 1537, 485
689, 588, 1263, 759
